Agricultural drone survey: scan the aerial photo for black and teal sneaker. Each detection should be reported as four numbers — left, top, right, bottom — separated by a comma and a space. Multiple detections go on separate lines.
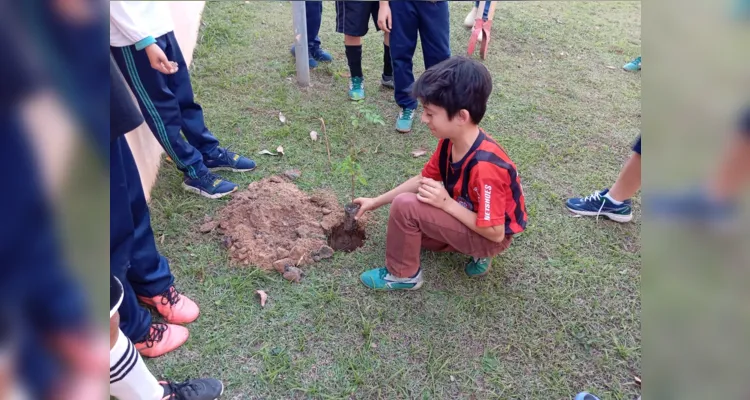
349, 76, 365, 101
465, 257, 491, 277
204, 147, 256, 172
565, 189, 633, 223
159, 378, 224, 399
381, 74, 394, 89
360, 267, 423, 291
395, 107, 415, 133
182, 173, 238, 200
623, 56, 641, 71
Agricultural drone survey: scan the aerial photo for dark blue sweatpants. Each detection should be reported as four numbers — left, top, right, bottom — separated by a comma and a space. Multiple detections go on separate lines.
110, 135, 174, 343
390, 1, 451, 110
110, 31, 219, 180
306, 1, 323, 52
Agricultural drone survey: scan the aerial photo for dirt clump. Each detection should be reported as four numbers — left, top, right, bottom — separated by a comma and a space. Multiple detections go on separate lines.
210, 176, 365, 274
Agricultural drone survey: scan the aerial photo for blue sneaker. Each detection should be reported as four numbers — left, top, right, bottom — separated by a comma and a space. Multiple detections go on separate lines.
204, 147, 256, 172
395, 108, 416, 133
575, 392, 601, 400
649, 188, 738, 229
623, 56, 641, 71
290, 46, 332, 68
565, 189, 633, 223
359, 267, 424, 291
465, 257, 491, 277
349, 76, 365, 101
182, 173, 238, 199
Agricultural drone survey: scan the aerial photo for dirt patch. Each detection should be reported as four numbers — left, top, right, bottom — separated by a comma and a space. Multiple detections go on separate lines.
210, 176, 367, 274
327, 223, 367, 252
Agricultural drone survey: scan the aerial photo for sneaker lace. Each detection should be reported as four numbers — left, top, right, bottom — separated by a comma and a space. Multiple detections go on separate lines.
199, 172, 224, 187
166, 380, 201, 399
582, 191, 607, 221
158, 286, 182, 307
142, 323, 167, 349
400, 108, 414, 120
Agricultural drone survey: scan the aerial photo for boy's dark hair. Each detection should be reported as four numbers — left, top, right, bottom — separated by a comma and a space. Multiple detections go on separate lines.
412, 56, 492, 124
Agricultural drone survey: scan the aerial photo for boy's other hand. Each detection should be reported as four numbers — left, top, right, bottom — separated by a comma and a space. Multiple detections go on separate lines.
417, 178, 452, 210
145, 44, 178, 74
353, 197, 377, 219
377, 4, 392, 33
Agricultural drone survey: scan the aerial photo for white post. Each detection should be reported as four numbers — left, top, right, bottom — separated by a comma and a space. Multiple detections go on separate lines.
291, 1, 310, 87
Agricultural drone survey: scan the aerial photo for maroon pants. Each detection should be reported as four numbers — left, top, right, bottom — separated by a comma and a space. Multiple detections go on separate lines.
385, 193, 513, 278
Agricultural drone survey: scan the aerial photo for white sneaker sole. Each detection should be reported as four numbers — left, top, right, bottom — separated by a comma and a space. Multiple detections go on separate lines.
182, 182, 238, 199
208, 166, 256, 173
567, 207, 633, 223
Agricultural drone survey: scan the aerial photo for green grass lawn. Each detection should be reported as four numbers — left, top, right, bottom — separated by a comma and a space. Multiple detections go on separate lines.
146, 2, 641, 399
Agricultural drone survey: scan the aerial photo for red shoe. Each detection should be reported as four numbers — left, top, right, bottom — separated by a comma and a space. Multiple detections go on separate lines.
467, 18, 484, 56
138, 286, 200, 325
479, 19, 494, 60
134, 323, 189, 358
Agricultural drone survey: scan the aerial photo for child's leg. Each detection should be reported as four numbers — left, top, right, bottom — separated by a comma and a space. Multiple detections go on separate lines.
383, 31, 393, 80
389, 1, 420, 110
336, 1, 376, 79
711, 112, 750, 200
483, 1, 493, 20
416, 1, 451, 70
110, 136, 165, 344
608, 138, 642, 202
110, 319, 163, 400
161, 32, 220, 159
305, 1, 323, 52
385, 193, 511, 278
110, 41, 208, 180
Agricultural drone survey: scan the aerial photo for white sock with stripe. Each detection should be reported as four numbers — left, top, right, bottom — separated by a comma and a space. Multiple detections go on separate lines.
110, 329, 163, 400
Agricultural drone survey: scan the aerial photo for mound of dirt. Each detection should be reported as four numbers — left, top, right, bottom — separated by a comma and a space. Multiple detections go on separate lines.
208, 176, 366, 275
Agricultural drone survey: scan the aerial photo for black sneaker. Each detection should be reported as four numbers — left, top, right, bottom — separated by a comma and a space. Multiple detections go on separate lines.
159, 379, 224, 400
381, 74, 394, 89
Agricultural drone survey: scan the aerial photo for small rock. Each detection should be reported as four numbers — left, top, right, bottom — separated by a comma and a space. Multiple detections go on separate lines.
203, 215, 213, 223
270, 176, 282, 183
295, 227, 306, 238
273, 258, 294, 274
289, 244, 306, 263
199, 220, 219, 233
321, 208, 332, 215
221, 236, 232, 249
284, 169, 302, 180
238, 247, 249, 255
370, 343, 377, 349
282, 266, 302, 283
313, 255, 321, 262
219, 220, 229, 229
276, 247, 289, 260
450, 375, 455, 382
316, 245, 334, 260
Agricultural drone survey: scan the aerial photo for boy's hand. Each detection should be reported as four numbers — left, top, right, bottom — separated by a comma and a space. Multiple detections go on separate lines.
377, 3, 392, 33
417, 178, 452, 210
352, 197, 377, 219
145, 44, 178, 74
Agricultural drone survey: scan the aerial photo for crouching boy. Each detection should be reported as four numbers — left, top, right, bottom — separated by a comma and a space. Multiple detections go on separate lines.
353, 57, 527, 290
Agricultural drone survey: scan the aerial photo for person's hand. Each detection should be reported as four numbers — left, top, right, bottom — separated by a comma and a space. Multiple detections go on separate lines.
352, 197, 378, 219
377, 4, 392, 33
417, 178, 452, 210
145, 44, 178, 74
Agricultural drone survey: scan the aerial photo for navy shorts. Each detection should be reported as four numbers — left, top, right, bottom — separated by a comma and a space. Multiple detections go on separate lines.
740, 107, 750, 138
632, 135, 641, 155
336, 1, 380, 37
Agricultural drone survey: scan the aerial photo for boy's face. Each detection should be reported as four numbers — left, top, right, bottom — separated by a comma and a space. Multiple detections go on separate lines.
420, 103, 471, 139
421, 104, 455, 139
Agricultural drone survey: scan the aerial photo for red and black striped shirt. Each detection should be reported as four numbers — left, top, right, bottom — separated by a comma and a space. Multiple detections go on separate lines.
422, 130, 528, 235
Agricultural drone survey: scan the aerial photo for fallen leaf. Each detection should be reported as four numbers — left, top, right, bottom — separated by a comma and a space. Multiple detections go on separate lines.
310, 131, 318, 141
258, 149, 277, 156
278, 112, 286, 124
634, 376, 641, 386
606, 65, 616, 70
411, 149, 427, 158
450, 375, 456, 382
276, 145, 285, 155
255, 290, 268, 307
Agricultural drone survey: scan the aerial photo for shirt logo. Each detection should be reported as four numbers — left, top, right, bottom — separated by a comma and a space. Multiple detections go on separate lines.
483, 184, 492, 221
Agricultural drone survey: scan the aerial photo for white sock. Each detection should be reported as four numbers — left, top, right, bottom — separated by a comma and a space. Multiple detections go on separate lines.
110, 329, 164, 400
604, 192, 624, 205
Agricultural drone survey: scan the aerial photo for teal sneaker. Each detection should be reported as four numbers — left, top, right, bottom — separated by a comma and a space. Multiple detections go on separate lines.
359, 267, 424, 291
395, 108, 416, 133
623, 56, 641, 71
348, 77, 365, 101
465, 257, 492, 277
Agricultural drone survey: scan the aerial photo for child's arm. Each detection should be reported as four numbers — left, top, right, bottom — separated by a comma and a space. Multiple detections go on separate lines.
417, 178, 506, 243
353, 174, 422, 219
377, 1, 392, 32
109, 2, 155, 51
